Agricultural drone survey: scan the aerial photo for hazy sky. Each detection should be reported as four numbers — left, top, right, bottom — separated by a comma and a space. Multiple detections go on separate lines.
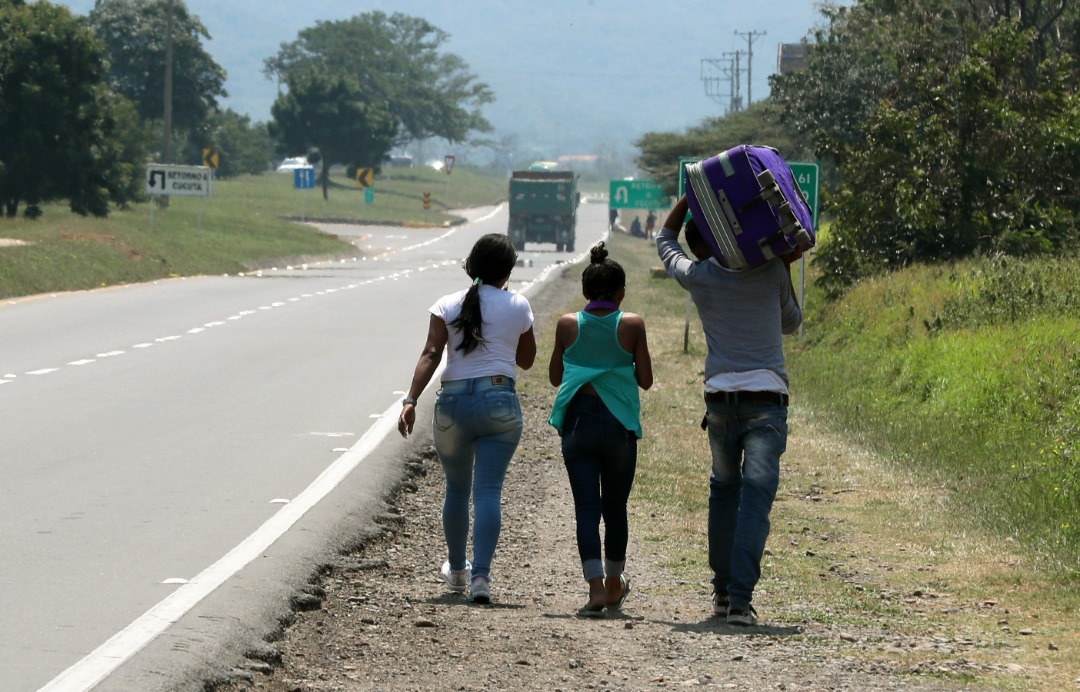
57, 1, 843, 156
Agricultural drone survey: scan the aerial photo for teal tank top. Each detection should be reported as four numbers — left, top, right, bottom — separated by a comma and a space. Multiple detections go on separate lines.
548, 311, 642, 438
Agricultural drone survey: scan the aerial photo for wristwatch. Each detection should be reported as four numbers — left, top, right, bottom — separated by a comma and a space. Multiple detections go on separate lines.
402, 397, 418, 406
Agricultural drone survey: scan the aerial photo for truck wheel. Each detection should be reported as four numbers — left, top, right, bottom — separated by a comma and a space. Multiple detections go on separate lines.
565, 241, 574, 253
556, 243, 564, 252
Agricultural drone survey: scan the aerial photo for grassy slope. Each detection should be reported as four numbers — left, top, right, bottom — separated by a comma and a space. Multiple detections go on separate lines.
789, 256, 1079, 573
0, 166, 506, 300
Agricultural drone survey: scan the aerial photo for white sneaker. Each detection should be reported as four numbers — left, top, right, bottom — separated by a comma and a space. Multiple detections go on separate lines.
440, 560, 471, 592
468, 575, 491, 604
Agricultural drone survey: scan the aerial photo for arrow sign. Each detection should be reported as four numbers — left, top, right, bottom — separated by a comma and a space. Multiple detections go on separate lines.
144, 164, 211, 197
609, 179, 667, 209
355, 167, 373, 188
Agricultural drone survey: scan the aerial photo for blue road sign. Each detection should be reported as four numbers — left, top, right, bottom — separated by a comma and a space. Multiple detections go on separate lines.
294, 167, 315, 190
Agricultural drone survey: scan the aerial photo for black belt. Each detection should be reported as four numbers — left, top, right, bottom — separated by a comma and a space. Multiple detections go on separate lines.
704, 390, 789, 407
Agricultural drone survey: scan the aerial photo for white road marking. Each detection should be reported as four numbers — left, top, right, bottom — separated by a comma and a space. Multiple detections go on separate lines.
39, 397, 408, 692
68, 360, 96, 366
27, 368, 58, 375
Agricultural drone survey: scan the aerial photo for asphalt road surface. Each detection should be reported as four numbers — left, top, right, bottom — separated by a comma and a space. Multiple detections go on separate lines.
0, 198, 609, 692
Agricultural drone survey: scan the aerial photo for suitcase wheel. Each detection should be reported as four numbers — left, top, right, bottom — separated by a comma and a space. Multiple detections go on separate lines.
794, 229, 813, 248
756, 169, 776, 187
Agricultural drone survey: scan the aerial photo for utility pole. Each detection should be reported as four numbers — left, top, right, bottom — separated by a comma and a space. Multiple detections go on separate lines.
161, 0, 174, 206
734, 29, 766, 106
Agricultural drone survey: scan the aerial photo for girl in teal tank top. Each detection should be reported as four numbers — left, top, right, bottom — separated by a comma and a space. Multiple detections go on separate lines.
548, 241, 653, 616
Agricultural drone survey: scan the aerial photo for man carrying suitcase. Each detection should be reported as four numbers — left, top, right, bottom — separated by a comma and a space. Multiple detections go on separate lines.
656, 195, 802, 626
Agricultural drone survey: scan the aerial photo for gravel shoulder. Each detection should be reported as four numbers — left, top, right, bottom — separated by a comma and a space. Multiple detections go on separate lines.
209, 261, 1052, 692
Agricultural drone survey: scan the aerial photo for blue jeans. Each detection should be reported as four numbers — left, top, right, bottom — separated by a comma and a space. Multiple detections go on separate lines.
433, 375, 522, 580
705, 398, 787, 610
560, 394, 637, 581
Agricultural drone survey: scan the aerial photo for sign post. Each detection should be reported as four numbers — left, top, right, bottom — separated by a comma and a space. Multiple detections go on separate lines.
201, 148, 219, 170
145, 164, 212, 234
676, 157, 702, 198
293, 166, 315, 221
145, 164, 212, 197
608, 179, 668, 209
788, 162, 819, 230
354, 167, 373, 188
676, 157, 702, 353
444, 155, 454, 211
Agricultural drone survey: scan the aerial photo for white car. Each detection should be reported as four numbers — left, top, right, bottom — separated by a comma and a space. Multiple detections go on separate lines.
276, 157, 309, 172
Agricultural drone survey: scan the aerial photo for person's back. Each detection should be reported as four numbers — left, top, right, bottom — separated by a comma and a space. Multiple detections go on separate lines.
657, 247, 800, 383
549, 242, 652, 616
654, 196, 801, 627
398, 233, 537, 605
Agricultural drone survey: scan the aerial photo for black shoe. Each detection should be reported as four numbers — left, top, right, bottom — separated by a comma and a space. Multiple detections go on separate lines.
726, 604, 758, 626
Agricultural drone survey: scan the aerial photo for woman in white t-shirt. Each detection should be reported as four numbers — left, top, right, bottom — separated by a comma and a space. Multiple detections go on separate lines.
398, 233, 536, 604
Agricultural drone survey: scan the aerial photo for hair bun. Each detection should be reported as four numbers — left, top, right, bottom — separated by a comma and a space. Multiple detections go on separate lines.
590, 241, 608, 264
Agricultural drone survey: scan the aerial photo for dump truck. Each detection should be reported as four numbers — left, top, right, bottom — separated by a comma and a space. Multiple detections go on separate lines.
507, 170, 580, 252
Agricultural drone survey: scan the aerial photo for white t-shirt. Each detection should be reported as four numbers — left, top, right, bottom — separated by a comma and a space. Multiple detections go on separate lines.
430, 285, 534, 381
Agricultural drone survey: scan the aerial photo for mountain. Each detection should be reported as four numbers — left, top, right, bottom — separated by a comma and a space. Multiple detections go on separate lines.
57, 0, 836, 163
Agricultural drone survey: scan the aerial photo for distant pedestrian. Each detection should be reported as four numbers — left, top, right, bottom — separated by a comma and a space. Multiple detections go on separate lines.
398, 233, 537, 604
609, 207, 619, 230
645, 210, 657, 239
630, 216, 643, 238
657, 196, 802, 626
549, 241, 653, 617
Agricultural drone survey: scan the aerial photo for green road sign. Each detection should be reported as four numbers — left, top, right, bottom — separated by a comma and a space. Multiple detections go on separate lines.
676, 157, 702, 198
609, 179, 668, 209
789, 161, 820, 230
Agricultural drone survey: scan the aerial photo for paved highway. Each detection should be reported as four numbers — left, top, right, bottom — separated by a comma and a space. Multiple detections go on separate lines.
0, 199, 609, 691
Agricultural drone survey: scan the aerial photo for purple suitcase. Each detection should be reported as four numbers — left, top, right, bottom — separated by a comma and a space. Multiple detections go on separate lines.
684, 145, 815, 270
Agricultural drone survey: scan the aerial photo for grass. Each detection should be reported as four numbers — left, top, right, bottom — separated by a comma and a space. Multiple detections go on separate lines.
0, 165, 507, 300
792, 258, 1080, 571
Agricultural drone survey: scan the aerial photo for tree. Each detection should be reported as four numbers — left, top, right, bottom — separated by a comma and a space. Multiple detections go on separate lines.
265, 10, 493, 195
269, 71, 397, 199
88, 0, 226, 134
184, 109, 276, 178
769, 2, 898, 169
634, 101, 809, 196
771, 0, 1080, 297
0, 1, 144, 218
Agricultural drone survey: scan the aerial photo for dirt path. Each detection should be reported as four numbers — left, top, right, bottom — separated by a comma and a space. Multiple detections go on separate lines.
209, 265, 1034, 692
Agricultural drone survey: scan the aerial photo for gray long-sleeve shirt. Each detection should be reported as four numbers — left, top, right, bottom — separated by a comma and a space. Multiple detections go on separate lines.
656, 226, 802, 387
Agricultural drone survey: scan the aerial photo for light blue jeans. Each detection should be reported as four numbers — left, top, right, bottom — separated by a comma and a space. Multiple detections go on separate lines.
704, 398, 787, 610
433, 375, 522, 581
